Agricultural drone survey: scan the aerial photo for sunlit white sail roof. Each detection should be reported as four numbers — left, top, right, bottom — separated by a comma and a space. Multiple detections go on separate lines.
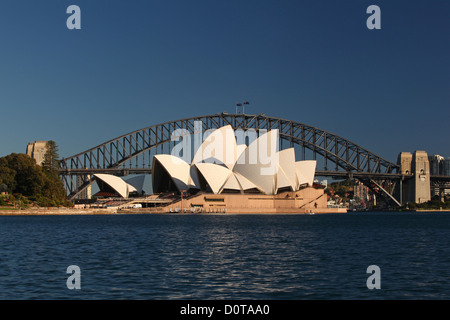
192, 125, 241, 169
233, 129, 279, 195
220, 173, 242, 192
152, 154, 196, 192
295, 160, 316, 188
276, 148, 297, 192
94, 174, 137, 198
233, 172, 260, 192
194, 163, 231, 194
151, 125, 316, 195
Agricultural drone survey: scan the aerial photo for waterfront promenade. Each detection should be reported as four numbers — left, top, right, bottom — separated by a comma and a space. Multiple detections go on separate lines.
0, 207, 116, 215
0, 207, 348, 215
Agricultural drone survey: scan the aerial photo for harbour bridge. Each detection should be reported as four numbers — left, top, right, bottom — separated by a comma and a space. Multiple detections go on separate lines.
58, 113, 450, 206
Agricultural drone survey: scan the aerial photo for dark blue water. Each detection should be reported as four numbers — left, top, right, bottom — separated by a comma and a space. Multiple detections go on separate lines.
0, 212, 449, 300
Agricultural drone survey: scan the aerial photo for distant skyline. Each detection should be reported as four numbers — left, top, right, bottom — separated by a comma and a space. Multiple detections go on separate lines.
0, 0, 448, 163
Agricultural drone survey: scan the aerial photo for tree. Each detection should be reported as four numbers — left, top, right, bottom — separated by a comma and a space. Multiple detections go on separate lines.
2, 153, 43, 196
0, 157, 16, 192
42, 140, 60, 173
0, 152, 72, 207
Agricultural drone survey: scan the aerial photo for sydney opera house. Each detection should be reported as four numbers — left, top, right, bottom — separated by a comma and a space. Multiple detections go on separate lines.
92, 125, 341, 213
150, 125, 335, 213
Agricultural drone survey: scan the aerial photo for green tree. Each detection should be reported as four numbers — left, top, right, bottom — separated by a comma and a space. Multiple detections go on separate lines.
0, 157, 16, 192
0, 152, 72, 208
42, 140, 60, 173
3, 153, 43, 196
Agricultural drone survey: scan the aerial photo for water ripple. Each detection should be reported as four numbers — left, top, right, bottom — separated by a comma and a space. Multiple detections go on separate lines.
0, 212, 449, 299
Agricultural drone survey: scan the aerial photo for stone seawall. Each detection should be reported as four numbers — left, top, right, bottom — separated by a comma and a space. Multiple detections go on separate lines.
119, 207, 348, 214
0, 207, 117, 215
0, 207, 347, 216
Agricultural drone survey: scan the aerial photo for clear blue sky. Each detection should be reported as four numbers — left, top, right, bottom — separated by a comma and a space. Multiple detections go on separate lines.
0, 0, 448, 163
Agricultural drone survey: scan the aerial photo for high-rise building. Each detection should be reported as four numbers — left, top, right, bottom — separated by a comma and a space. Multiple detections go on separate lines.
354, 180, 370, 205
428, 155, 449, 196
442, 158, 450, 176
442, 158, 450, 196
76, 175, 92, 200
428, 155, 444, 175
26, 141, 48, 165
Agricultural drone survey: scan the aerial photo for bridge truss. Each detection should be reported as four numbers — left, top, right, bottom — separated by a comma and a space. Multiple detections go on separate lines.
59, 113, 402, 205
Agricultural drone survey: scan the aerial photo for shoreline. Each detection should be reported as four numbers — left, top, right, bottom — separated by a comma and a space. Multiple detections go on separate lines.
414, 209, 450, 212
0, 207, 347, 216
0, 208, 116, 216
1, 208, 449, 216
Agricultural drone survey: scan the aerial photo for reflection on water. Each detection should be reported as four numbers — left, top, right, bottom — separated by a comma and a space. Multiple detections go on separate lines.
0, 212, 449, 299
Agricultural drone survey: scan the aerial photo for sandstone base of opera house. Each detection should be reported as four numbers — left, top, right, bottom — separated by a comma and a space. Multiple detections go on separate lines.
157, 187, 347, 214
0, 187, 348, 215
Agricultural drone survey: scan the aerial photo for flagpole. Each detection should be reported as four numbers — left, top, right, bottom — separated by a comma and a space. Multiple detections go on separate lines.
236, 102, 242, 114
243, 101, 249, 115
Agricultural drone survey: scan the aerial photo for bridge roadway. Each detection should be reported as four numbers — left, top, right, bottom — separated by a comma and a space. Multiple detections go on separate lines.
56, 167, 450, 183
57, 167, 403, 179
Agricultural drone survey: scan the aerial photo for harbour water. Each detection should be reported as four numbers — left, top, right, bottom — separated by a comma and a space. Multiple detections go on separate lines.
0, 212, 449, 300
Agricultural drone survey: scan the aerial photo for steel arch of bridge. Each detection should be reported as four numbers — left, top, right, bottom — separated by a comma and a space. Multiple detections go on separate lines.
59, 113, 400, 203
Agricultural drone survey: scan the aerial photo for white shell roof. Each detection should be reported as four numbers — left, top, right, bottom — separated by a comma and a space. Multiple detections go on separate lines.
276, 148, 297, 192
233, 172, 260, 191
151, 126, 317, 195
233, 129, 279, 195
194, 163, 231, 194
192, 125, 241, 169
94, 174, 137, 198
153, 154, 193, 191
295, 160, 316, 188
221, 173, 242, 192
